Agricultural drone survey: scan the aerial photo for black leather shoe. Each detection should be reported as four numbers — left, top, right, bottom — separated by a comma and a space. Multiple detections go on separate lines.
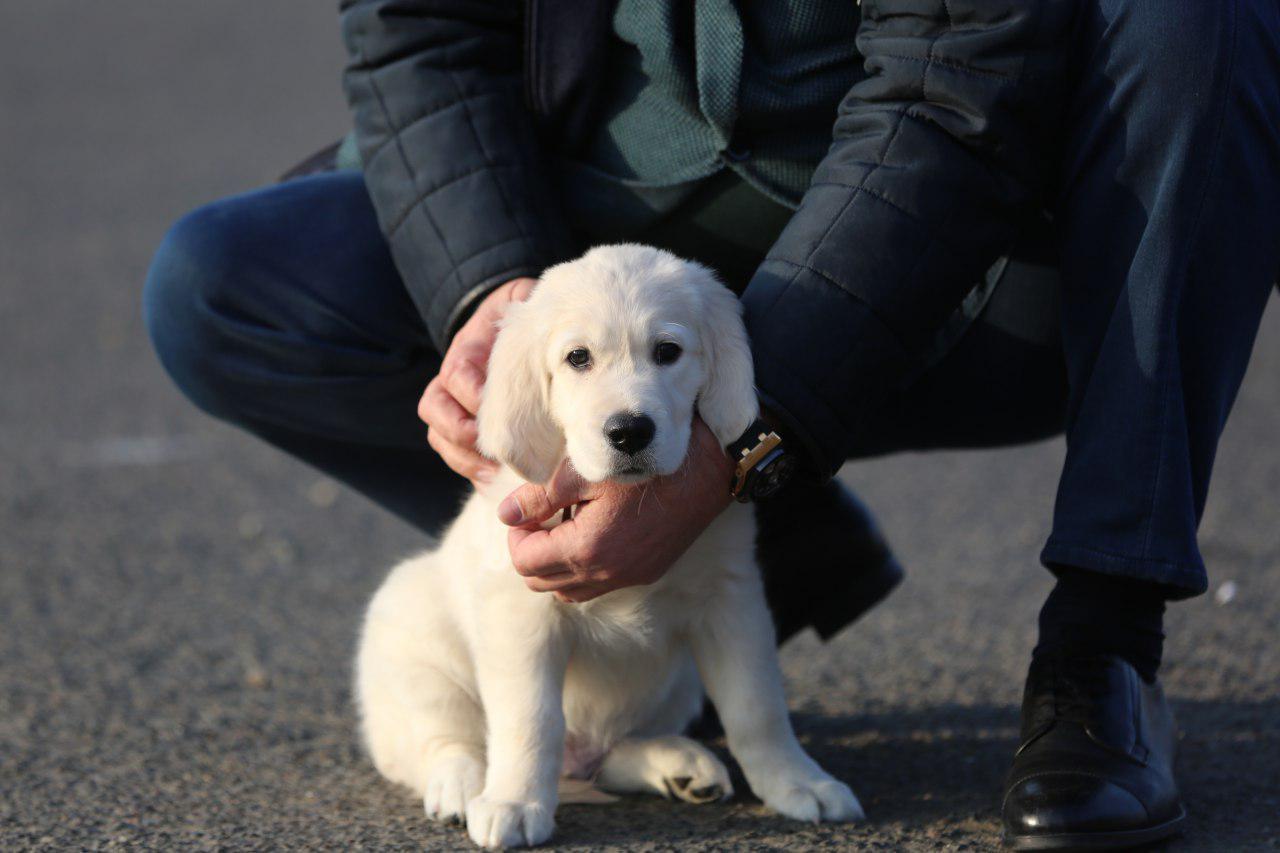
1002, 655, 1186, 850
756, 479, 903, 643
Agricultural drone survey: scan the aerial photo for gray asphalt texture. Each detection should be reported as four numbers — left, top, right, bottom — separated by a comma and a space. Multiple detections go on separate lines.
2, 3, 1278, 850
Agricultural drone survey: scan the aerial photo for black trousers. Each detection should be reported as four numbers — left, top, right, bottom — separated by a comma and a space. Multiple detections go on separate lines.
141, 169, 1067, 534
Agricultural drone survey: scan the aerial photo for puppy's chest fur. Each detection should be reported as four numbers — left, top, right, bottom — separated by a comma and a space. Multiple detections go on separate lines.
370, 469, 756, 766
470, 469, 757, 638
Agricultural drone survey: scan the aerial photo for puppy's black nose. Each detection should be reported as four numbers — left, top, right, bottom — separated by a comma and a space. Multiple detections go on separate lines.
604, 413, 655, 455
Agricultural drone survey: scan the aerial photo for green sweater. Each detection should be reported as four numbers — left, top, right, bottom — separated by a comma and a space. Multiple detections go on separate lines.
343, 3, 866, 238
563, 0, 864, 228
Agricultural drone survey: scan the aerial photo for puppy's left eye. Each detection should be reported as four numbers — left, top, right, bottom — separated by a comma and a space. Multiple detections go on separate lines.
654, 341, 682, 366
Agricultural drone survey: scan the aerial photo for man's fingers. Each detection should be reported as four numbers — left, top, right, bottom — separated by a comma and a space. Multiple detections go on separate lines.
443, 356, 485, 415
417, 377, 440, 425
497, 463, 589, 526
508, 277, 536, 303
470, 277, 537, 329
427, 428, 497, 482
421, 381, 479, 447
428, 430, 496, 482
507, 524, 576, 577
554, 584, 608, 604
456, 278, 537, 367
438, 278, 539, 426
523, 571, 578, 593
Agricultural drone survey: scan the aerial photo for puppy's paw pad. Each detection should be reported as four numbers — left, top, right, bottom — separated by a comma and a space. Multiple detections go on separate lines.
465, 796, 554, 849
423, 754, 484, 824
762, 776, 864, 823
664, 774, 727, 804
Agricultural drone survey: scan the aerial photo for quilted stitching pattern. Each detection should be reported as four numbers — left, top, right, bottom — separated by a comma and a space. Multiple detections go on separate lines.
341, 0, 575, 351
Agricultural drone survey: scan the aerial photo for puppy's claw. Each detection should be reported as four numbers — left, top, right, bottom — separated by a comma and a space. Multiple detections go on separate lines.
465, 796, 554, 849
662, 773, 730, 804
423, 753, 484, 824
760, 775, 864, 823
688, 784, 725, 803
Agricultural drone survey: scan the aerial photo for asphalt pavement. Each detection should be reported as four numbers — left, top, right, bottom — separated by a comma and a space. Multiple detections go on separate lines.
2, 2, 1277, 850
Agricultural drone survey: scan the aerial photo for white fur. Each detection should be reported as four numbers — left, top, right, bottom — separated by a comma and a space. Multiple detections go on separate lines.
356, 245, 863, 849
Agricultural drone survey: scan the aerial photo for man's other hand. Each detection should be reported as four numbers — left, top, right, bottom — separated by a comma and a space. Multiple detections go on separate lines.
419, 278, 536, 484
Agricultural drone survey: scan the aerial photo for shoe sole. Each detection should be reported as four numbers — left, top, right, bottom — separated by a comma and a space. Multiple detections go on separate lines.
1003, 808, 1186, 850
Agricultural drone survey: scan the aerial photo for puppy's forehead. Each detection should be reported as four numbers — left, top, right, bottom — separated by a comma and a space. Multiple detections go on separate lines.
539, 256, 701, 332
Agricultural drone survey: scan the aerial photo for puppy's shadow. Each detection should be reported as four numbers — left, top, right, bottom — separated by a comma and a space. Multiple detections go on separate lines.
549, 704, 1017, 849
551, 697, 1280, 850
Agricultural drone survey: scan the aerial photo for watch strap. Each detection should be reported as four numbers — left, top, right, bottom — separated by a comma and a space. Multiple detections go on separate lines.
728, 418, 785, 501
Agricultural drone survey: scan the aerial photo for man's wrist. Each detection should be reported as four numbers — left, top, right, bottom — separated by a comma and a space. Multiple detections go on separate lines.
756, 398, 826, 485
444, 275, 539, 346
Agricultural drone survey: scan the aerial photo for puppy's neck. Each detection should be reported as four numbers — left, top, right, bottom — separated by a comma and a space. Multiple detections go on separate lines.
473, 466, 528, 505
473, 463, 572, 531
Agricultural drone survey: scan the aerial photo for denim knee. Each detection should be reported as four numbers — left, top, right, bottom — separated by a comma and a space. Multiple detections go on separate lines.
1097, 0, 1237, 109
142, 204, 249, 422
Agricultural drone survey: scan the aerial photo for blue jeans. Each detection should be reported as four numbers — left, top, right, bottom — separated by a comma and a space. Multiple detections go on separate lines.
144, 0, 1280, 597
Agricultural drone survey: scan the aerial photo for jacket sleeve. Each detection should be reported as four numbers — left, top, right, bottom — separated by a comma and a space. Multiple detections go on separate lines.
741, 0, 1074, 477
340, 0, 576, 352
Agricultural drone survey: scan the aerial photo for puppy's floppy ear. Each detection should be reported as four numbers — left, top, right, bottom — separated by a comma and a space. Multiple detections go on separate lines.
476, 299, 563, 484
693, 268, 759, 446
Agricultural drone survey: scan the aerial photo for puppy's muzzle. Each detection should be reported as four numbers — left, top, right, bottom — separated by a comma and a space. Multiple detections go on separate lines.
604, 412, 655, 455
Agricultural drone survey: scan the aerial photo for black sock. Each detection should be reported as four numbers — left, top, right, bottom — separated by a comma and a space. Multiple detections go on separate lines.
1033, 566, 1168, 682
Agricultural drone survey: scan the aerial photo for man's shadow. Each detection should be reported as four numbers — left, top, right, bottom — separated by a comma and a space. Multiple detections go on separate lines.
551, 697, 1280, 849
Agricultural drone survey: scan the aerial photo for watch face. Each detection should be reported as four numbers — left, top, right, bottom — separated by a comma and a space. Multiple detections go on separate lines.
751, 453, 796, 500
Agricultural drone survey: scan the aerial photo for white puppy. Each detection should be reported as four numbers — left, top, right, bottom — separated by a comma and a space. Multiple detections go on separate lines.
356, 245, 863, 849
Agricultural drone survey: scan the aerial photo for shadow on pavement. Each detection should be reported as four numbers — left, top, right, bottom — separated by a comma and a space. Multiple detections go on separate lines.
546, 698, 1280, 849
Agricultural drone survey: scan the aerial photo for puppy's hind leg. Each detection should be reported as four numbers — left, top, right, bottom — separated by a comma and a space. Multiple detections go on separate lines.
597, 736, 733, 804
418, 721, 486, 825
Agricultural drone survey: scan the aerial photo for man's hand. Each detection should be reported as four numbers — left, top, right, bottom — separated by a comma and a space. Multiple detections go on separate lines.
498, 419, 735, 603
419, 278, 537, 484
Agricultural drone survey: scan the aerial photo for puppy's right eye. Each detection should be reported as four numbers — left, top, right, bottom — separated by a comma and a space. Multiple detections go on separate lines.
566, 348, 591, 369
654, 341, 682, 366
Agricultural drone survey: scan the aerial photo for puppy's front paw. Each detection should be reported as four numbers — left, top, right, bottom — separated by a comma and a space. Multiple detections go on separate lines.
423, 753, 485, 824
465, 796, 554, 849
757, 772, 864, 824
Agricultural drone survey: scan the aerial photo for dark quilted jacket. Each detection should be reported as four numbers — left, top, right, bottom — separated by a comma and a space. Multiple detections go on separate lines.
340, 0, 1077, 477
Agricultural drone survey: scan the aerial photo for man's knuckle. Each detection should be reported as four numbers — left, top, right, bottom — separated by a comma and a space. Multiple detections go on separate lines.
447, 359, 469, 381
524, 489, 553, 517
576, 543, 603, 568
432, 433, 456, 457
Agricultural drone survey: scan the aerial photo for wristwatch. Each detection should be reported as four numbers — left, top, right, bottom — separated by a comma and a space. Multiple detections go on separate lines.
727, 417, 797, 502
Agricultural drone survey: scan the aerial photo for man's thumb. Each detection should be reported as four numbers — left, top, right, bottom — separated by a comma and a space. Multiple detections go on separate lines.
497, 462, 585, 526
